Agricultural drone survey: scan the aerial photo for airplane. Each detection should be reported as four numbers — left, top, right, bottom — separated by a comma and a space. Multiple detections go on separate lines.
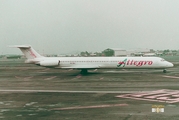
10, 45, 174, 74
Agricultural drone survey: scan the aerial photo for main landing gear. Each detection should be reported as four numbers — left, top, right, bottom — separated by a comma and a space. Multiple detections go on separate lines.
80, 69, 88, 74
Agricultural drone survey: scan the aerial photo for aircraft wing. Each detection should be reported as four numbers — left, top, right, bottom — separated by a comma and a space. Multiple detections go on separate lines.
61, 65, 100, 69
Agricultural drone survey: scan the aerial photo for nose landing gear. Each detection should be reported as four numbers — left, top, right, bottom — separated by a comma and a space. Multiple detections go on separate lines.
163, 69, 167, 73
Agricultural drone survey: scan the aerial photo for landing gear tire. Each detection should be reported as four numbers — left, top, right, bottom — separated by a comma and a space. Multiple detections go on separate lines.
163, 69, 167, 73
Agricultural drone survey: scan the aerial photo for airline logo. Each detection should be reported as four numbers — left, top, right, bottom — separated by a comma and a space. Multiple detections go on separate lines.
117, 58, 127, 67
29, 50, 36, 58
117, 58, 153, 67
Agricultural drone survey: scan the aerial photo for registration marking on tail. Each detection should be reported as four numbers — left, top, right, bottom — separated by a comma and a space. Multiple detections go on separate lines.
116, 89, 179, 103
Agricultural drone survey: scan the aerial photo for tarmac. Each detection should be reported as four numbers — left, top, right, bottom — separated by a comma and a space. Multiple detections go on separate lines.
0, 59, 179, 120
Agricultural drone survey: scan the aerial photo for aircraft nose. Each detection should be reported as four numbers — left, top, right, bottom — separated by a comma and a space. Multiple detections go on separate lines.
167, 62, 174, 67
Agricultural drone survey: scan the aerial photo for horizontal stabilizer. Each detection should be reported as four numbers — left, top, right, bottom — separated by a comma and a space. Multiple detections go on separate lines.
9, 45, 31, 48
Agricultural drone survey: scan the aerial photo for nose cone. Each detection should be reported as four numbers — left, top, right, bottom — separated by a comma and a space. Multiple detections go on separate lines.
167, 62, 174, 67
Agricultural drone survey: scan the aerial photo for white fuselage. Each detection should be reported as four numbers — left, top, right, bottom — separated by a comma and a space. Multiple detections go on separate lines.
11, 45, 174, 73
31, 56, 173, 69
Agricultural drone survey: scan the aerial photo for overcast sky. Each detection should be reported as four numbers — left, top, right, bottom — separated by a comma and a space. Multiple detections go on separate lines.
1, 0, 179, 54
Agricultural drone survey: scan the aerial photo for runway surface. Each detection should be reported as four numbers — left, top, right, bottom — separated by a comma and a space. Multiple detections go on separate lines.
0, 89, 144, 93
1, 59, 179, 120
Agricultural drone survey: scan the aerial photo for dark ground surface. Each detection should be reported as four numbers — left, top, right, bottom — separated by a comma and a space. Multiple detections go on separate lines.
0, 58, 179, 120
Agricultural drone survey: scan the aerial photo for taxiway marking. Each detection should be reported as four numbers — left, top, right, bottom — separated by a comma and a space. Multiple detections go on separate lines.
76, 74, 82, 78
162, 75, 179, 79
116, 89, 179, 103
53, 104, 128, 110
44, 76, 57, 80
15, 76, 33, 80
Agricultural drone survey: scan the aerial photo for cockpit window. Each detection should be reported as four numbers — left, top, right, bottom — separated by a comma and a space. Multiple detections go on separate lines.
161, 59, 166, 61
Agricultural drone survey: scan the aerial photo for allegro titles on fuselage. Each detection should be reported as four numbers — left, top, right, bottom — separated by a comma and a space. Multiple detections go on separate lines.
117, 59, 153, 67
